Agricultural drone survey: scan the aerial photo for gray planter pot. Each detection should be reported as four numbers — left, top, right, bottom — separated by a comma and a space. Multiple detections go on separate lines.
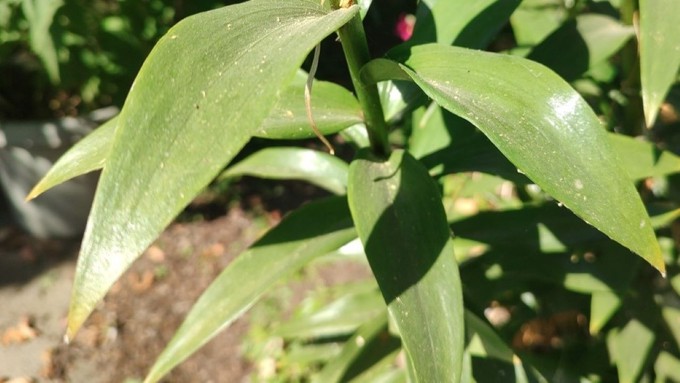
0, 107, 117, 238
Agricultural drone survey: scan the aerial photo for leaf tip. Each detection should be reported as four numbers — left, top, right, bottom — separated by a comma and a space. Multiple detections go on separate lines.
650, 248, 666, 277
66, 305, 89, 343
643, 106, 659, 129
25, 184, 43, 201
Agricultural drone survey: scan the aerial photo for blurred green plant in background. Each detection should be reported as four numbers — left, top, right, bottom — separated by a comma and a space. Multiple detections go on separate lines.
0, 0, 236, 119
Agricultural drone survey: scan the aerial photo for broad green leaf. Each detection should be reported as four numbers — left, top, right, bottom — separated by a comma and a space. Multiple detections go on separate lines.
146, 196, 356, 383
67, 1, 358, 339
27, 117, 117, 200
589, 290, 622, 334
409, 103, 527, 183
363, 44, 664, 273
410, 102, 680, 182
257, 70, 363, 139
410, 101, 680, 183
608, 319, 655, 383
220, 147, 349, 195
409, 0, 520, 48
21, 0, 62, 82
527, 14, 634, 82
639, 0, 680, 127
274, 284, 384, 339
348, 149, 464, 383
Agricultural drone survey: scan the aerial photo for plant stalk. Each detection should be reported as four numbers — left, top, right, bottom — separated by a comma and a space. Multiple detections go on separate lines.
337, 11, 390, 157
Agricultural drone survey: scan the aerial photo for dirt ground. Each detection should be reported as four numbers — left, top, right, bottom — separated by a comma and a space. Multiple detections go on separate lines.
0, 184, 371, 382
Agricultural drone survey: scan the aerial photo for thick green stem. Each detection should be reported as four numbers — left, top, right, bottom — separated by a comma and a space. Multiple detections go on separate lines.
337, 12, 390, 157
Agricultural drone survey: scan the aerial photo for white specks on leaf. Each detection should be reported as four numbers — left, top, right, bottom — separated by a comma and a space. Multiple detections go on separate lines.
574, 179, 584, 190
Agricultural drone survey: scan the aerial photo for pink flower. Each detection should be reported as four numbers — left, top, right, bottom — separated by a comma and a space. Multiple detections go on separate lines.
395, 13, 416, 41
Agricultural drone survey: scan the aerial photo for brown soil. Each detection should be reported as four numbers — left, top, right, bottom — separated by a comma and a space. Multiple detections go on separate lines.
0, 197, 371, 382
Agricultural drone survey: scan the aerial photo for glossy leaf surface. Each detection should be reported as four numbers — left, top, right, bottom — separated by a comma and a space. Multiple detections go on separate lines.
410, 102, 680, 182
364, 44, 663, 272
27, 117, 117, 200
221, 147, 349, 195
68, 1, 358, 339
639, 0, 680, 127
145, 197, 356, 383
348, 149, 464, 383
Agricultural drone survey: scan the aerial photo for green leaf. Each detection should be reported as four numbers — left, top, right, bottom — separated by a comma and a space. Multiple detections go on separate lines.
589, 290, 622, 335
527, 14, 634, 82
145, 196, 356, 383
364, 44, 664, 273
378, 80, 427, 124
409, 103, 527, 183
257, 70, 363, 139
21, 0, 63, 83
67, 1, 358, 339
510, 0, 566, 50
607, 319, 655, 383
220, 147, 349, 195
464, 310, 513, 363
409, 0, 520, 48
662, 307, 680, 347
274, 283, 384, 339
348, 149, 465, 383
610, 133, 680, 180
639, 0, 680, 127
314, 314, 400, 383
410, 102, 680, 183
453, 204, 650, 297
655, 351, 680, 383
27, 117, 117, 200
